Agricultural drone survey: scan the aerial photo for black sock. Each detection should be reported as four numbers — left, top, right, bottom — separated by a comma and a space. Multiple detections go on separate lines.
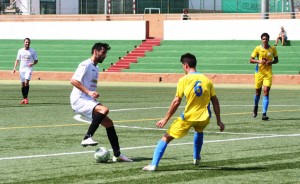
106, 126, 121, 157
21, 86, 26, 99
84, 112, 106, 140
23, 86, 29, 98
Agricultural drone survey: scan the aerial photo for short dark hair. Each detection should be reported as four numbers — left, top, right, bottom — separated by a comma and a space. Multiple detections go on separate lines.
91, 42, 111, 54
24, 38, 31, 42
180, 53, 197, 68
261, 33, 270, 40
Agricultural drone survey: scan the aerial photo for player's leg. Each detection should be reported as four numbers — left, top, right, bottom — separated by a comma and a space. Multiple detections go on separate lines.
143, 118, 190, 171
20, 70, 32, 104
83, 104, 108, 141
23, 79, 30, 104
253, 73, 263, 117
77, 102, 107, 146
100, 116, 132, 162
193, 132, 203, 165
19, 72, 27, 104
261, 75, 272, 120
262, 86, 271, 121
193, 119, 209, 165
143, 134, 173, 171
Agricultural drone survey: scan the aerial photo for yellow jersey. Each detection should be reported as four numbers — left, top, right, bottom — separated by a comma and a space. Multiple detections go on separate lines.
251, 45, 278, 74
176, 72, 215, 121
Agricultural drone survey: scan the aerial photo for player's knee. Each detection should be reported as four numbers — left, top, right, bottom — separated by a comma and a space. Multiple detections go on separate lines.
95, 105, 109, 115
162, 134, 174, 143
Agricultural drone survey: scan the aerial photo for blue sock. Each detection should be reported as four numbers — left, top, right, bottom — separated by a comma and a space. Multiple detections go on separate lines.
254, 94, 260, 106
151, 140, 168, 166
194, 132, 204, 160
262, 96, 269, 114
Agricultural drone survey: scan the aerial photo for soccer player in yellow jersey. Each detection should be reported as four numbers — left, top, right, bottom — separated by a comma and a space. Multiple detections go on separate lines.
143, 53, 225, 171
250, 33, 279, 121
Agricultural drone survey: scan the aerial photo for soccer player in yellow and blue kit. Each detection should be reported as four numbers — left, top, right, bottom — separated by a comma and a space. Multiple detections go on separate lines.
143, 53, 225, 171
250, 33, 279, 121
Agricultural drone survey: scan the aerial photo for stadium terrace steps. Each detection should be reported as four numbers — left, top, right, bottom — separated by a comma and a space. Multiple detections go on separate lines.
121, 40, 300, 74
105, 39, 161, 72
1, 40, 298, 74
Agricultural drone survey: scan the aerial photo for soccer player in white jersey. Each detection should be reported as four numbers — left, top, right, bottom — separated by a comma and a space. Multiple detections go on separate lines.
12, 38, 38, 104
70, 42, 132, 162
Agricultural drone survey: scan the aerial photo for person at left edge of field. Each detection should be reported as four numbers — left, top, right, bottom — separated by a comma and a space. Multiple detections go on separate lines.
12, 38, 38, 105
250, 33, 279, 121
70, 42, 132, 162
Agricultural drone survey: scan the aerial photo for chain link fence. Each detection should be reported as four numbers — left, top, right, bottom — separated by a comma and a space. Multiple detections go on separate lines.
0, 0, 299, 15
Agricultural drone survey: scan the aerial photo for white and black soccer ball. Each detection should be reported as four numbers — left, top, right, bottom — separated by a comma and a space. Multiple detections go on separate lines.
94, 147, 110, 163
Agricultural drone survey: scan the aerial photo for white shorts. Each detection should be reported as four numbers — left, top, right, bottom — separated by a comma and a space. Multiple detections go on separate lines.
71, 98, 100, 119
20, 69, 32, 82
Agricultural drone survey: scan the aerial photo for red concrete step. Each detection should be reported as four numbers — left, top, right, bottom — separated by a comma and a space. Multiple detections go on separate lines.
106, 39, 161, 72
118, 60, 137, 64
141, 42, 160, 46
122, 56, 138, 61
137, 46, 153, 51
110, 64, 130, 68
127, 53, 145, 57
130, 50, 146, 54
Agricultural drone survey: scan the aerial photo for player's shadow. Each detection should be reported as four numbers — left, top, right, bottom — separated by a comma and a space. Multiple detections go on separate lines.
270, 118, 300, 121
199, 165, 265, 171
159, 164, 265, 172
132, 157, 173, 162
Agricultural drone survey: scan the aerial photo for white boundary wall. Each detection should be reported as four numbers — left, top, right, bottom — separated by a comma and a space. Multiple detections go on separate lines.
164, 19, 300, 40
0, 21, 146, 40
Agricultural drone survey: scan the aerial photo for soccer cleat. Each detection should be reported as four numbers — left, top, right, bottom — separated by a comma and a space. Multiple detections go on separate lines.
253, 106, 258, 117
112, 154, 133, 162
81, 137, 98, 147
20, 98, 28, 104
142, 165, 157, 171
193, 158, 201, 165
262, 114, 269, 121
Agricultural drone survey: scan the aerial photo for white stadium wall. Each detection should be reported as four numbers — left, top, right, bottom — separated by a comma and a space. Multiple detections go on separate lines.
0, 21, 146, 40
1, 19, 299, 41
164, 19, 300, 40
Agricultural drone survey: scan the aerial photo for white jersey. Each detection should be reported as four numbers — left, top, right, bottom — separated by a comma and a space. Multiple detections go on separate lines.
16, 48, 38, 72
70, 59, 99, 103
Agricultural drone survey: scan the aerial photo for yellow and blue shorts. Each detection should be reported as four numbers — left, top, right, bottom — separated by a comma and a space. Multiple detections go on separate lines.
255, 72, 272, 89
167, 117, 210, 139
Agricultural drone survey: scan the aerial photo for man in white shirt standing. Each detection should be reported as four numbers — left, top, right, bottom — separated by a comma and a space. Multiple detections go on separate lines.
12, 38, 38, 104
70, 42, 132, 162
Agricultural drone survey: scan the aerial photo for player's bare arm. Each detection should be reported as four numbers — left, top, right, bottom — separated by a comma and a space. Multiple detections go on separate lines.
71, 78, 99, 99
249, 57, 266, 65
211, 95, 225, 132
156, 96, 182, 128
12, 60, 19, 74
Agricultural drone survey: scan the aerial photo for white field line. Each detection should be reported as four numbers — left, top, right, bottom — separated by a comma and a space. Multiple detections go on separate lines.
114, 125, 278, 136
0, 133, 299, 161
110, 105, 300, 112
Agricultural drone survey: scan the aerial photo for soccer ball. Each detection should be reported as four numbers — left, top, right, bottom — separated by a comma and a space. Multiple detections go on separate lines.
94, 147, 110, 163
